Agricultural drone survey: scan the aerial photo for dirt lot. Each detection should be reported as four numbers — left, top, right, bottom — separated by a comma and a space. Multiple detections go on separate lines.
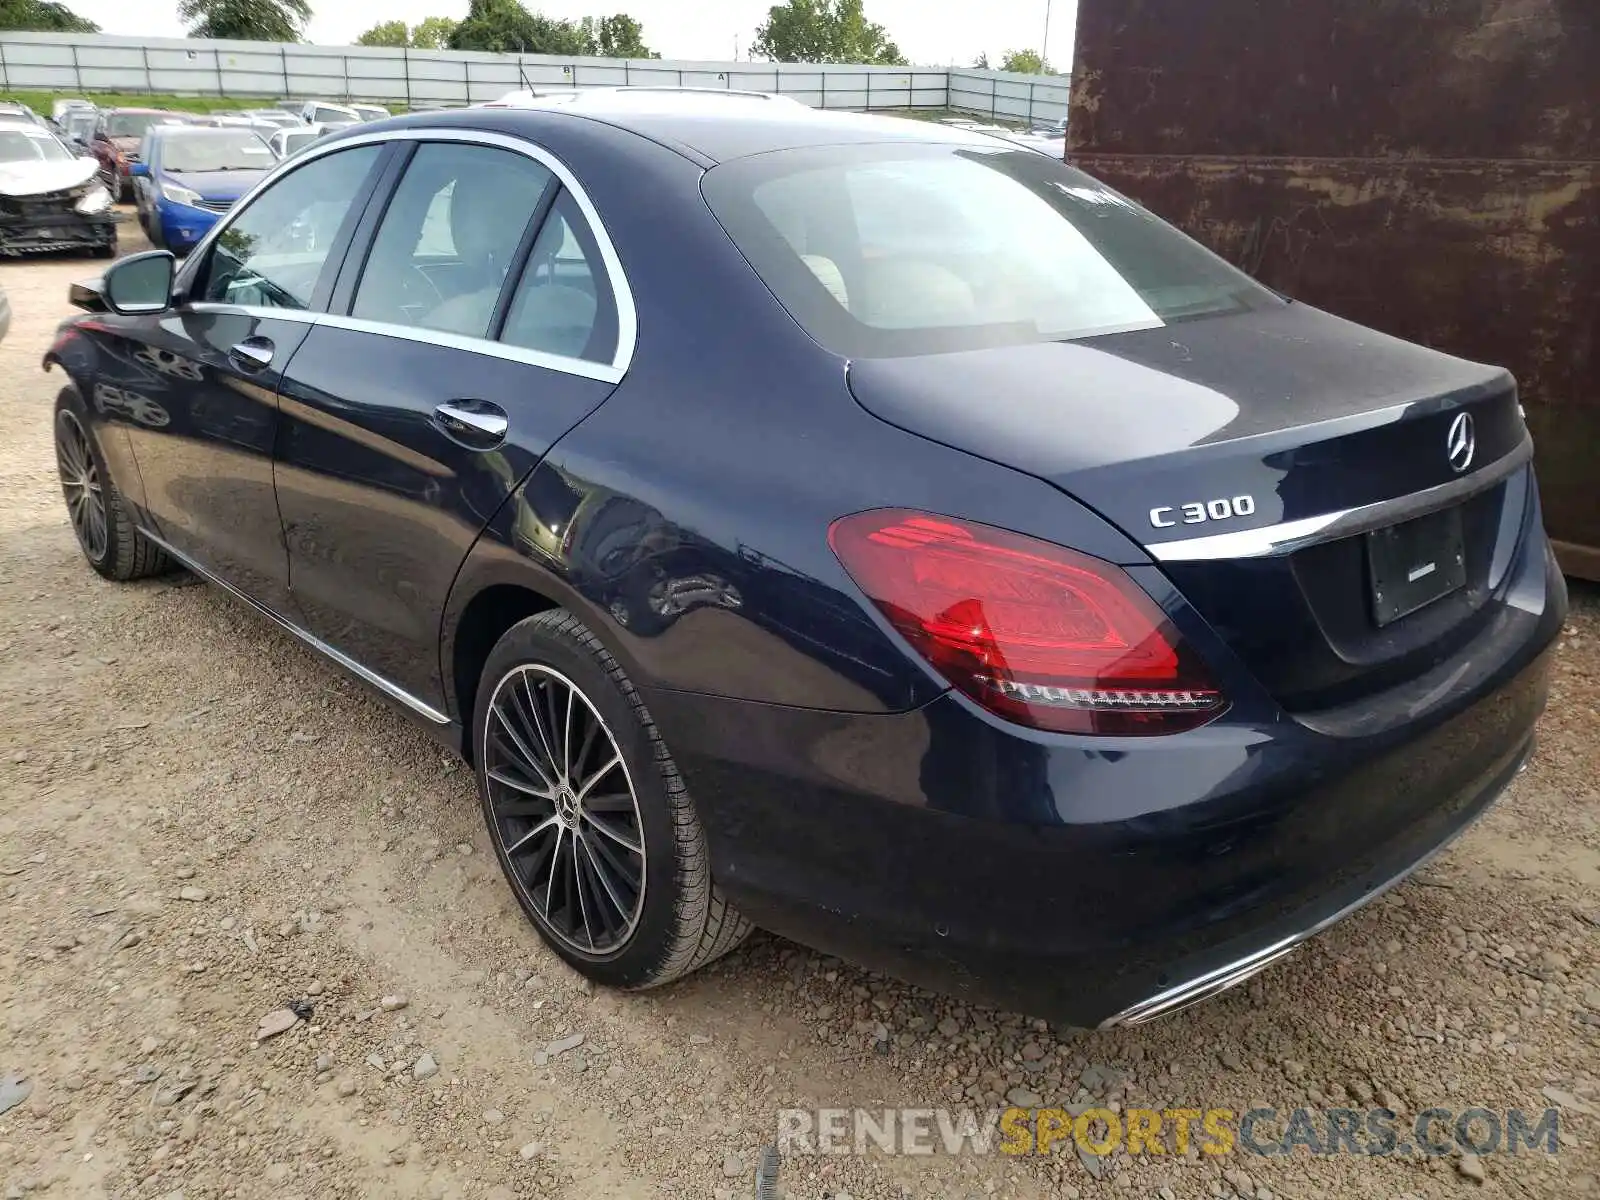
1, 217, 1598, 1200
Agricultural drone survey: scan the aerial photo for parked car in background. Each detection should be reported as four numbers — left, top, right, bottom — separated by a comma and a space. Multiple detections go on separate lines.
131, 125, 275, 254
350, 103, 391, 122
52, 98, 95, 123
61, 109, 98, 148
243, 109, 301, 129
43, 97, 1566, 1027
299, 100, 362, 126
0, 101, 43, 126
267, 125, 326, 159
91, 108, 187, 201
0, 118, 114, 256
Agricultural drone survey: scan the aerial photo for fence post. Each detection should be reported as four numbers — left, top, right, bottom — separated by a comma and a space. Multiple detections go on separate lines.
865, 71, 871, 111
990, 76, 997, 120
463, 56, 471, 105
341, 54, 349, 101
624, 61, 629, 86
402, 48, 411, 108
214, 49, 224, 97
280, 46, 288, 100
0, 41, 9, 91
1027, 81, 1035, 125
143, 45, 155, 92
70, 43, 81, 92
820, 69, 826, 109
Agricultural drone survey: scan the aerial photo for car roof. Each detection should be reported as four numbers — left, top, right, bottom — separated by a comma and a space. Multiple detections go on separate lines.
437, 89, 1022, 164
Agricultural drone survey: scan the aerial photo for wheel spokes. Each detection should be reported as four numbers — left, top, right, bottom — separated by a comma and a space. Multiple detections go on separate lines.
483, 663, 645, 956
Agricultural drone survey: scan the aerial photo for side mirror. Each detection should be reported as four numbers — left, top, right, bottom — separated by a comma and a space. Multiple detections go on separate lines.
129, 161, 149, 177
103, 251, 176, 316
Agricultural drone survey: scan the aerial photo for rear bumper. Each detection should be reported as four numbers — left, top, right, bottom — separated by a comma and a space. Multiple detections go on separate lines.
645, 532, 1564, 1027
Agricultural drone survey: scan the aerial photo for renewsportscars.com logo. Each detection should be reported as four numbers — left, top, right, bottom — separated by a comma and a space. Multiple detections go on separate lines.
776, 1106, 1562, 1158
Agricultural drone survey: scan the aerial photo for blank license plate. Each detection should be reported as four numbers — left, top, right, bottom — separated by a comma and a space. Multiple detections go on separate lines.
1366, 506, 1466, 627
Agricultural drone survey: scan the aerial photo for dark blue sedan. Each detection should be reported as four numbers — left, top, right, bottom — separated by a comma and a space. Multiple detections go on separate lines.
44, 91, 1565, 1027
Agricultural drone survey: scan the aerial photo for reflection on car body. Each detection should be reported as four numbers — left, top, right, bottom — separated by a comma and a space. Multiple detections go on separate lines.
93, 382, 170, 428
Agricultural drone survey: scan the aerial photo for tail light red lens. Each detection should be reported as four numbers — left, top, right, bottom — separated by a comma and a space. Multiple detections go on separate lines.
828, 510, 1226, 735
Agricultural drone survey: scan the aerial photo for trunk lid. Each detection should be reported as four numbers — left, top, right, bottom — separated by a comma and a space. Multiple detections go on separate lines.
846, 303, 1533, 712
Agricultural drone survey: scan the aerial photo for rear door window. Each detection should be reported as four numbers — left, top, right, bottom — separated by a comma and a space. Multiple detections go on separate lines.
499, 191, 619, 364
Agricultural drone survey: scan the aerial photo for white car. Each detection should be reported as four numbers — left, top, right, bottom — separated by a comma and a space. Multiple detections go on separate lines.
268, 124, 328, 159
299, 100, 362, 126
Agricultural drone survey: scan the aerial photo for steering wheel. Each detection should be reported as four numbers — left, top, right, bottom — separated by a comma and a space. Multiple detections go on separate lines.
393, 264, 445, 322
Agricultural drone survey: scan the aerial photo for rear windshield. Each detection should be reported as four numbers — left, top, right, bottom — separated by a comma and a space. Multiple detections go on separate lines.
702, 142, 1281, 358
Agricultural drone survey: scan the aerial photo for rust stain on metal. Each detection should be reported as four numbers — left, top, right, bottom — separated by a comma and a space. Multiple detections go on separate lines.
1069, 0, 1600, 574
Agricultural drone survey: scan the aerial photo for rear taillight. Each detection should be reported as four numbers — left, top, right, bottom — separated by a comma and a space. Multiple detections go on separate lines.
828, 510, 1225, 735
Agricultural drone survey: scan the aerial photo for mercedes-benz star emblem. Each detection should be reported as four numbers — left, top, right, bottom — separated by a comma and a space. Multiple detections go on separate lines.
1446, 412, 1476, 474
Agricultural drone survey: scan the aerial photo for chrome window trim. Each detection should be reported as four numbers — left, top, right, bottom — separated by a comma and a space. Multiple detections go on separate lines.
183, 304, 624, 384
137, 526, 451, 726
175, 125, 637, 383
1144, 437, 1533, 563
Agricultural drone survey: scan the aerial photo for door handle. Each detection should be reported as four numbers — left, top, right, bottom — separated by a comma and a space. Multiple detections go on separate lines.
434, 400, 508, 449
229, 337, 274, 371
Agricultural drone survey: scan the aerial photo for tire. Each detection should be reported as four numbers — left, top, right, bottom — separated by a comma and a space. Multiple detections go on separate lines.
53, 386, 171, 582
474, 609, 752, 989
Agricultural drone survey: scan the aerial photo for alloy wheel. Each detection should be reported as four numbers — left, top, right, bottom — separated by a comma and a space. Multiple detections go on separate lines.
56, 410, 107, 563
482, 664, 646, 957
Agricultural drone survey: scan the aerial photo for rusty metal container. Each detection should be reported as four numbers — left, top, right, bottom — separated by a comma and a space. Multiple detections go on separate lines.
1068, 0, 1599, 577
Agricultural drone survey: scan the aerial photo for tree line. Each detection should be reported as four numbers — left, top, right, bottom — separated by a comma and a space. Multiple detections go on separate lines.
0, 0, 1060, 73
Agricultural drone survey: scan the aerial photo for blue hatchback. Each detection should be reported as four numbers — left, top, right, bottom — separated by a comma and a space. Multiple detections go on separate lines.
133, 126, 275, 254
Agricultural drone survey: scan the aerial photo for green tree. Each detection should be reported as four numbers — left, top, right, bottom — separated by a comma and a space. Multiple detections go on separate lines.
971, 51, 989, 69
448, 0, 587, 54
178, 0, 312, 41
355, 15, 458, 47
576, 13, 656, 58
752, 0, 906, 65
0, 0, 99, 31
355, 18, 409, 46
999, 48, 1051, 74
410, 15, 457, 48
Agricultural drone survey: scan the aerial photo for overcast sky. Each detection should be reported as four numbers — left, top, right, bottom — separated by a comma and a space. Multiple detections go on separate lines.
67, 0, 1077, 69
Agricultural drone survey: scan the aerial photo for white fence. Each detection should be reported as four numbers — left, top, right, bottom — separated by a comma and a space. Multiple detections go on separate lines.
0, 33, 1070, 126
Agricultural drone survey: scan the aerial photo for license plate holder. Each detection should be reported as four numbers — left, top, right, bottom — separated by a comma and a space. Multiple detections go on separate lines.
1366, 506, 1466, 627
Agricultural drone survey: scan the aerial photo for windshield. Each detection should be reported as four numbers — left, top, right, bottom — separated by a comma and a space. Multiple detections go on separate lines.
106, 113, 170, 139
161, 131, 274, 173
702, 142, 1281, 358
0, 129, 74, 164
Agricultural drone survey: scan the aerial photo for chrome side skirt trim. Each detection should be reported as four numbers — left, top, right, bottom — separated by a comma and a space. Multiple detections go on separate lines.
1097, 745, 1526, 1028
138, 528, 451, 726
1145, 438, 1533, 563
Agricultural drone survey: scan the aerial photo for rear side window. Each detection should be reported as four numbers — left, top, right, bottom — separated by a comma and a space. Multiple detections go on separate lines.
197, 144, 381, 310
500, 191, 618, 365
702, 142, 1281, 358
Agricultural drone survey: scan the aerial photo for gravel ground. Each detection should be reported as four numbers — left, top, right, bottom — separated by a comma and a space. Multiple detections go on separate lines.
2, 218, 1598, 1200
